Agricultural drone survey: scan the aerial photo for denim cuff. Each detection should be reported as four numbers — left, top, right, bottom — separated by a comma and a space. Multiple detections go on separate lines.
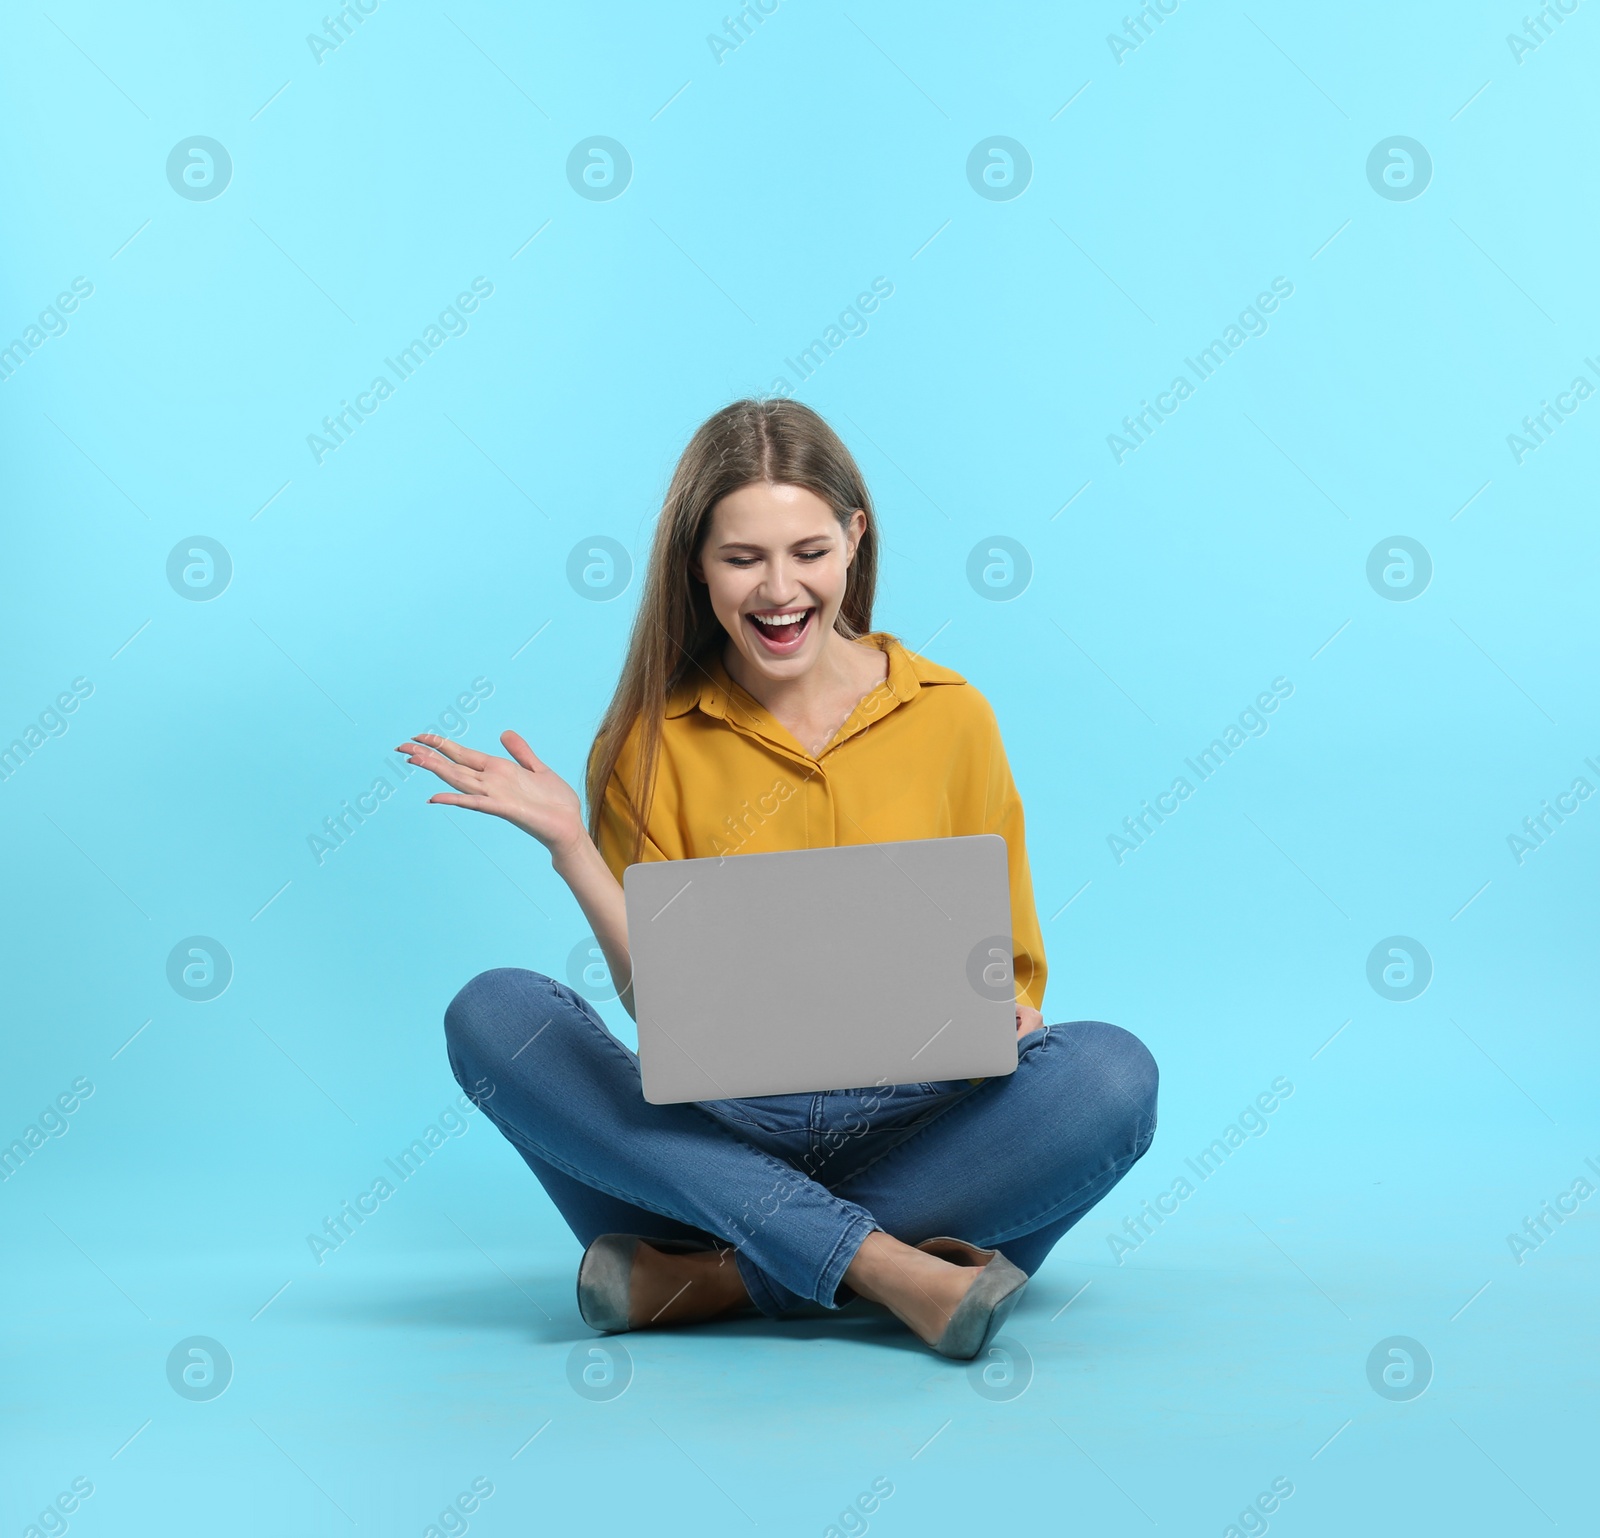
735, 1212, 879, 1318
734, 1249, 794, 1318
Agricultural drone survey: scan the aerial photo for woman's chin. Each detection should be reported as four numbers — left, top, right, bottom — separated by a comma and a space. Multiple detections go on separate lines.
739, 637, 815, 677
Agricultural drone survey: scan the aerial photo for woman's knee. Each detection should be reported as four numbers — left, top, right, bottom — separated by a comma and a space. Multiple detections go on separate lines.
443, 967, 560, 1081
1049, 1019, 1159, 1155
1101, 1021, 1158, 1118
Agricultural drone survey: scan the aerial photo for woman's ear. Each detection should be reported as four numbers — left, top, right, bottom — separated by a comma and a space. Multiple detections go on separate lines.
843, 508, 867, 564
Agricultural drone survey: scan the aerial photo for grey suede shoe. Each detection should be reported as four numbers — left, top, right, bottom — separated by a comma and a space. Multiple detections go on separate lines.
915, 1236, 1029, 1361
575, 1234, 717, 1334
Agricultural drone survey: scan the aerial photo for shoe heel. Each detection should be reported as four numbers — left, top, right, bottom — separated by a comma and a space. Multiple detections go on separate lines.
576, 1234, 718, 1334
930, 1250, 1029, 1361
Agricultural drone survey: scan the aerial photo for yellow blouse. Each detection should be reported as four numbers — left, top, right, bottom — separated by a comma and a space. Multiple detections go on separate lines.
595, 631, 1047, 1012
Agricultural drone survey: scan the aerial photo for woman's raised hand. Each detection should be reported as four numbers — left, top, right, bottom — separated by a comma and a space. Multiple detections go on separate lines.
395, 730, 586, 858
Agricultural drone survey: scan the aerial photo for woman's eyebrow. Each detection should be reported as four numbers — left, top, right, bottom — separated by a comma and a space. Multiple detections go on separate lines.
715, 534, 835, 552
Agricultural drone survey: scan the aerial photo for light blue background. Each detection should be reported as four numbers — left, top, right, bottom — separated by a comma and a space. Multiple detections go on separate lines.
3, 2, 1595, 1533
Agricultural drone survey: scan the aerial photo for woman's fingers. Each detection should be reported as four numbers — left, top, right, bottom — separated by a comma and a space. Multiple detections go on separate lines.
394, 738, 458, 772
500, 729, 545, 773
391, 731, 543, 828
406, 732, 492, 771
396, 750, 481, 797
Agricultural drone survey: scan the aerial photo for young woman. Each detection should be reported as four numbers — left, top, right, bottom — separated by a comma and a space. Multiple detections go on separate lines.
398, 399, 1157, 1360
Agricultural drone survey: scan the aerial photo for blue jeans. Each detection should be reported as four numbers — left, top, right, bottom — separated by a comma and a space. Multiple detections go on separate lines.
443, 968, 1158, 1318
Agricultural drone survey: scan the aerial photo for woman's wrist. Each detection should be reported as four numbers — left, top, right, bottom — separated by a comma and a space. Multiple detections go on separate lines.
547, 824, 599, 880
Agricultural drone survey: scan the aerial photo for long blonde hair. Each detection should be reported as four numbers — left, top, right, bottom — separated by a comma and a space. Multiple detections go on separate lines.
585, 398, 880, 866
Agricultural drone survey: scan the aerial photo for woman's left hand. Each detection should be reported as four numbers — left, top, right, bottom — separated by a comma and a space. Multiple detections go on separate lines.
1015, 1004, 1044, 1040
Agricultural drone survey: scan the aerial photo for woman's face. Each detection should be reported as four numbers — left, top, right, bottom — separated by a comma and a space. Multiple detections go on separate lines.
693, 482, 866, 681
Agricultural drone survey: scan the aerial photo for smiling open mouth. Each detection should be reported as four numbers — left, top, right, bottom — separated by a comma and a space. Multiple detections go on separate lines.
745, 607, 814, 652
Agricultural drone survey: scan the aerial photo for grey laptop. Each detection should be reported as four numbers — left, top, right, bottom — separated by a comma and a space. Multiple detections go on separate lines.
624, 833, 1020, 1104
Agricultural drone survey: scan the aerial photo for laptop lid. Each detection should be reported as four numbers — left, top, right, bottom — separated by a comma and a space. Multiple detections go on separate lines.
624, 833, 1020, 1104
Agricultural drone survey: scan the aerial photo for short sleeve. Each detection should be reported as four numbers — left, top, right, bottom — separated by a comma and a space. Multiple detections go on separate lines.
593, 725, 671, 885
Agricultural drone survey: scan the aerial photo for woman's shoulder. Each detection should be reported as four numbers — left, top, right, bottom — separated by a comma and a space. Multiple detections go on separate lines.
885, 632, 967, 690
877, 633, 1002, 721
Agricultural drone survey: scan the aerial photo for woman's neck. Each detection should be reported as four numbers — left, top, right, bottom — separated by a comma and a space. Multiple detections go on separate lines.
721, 630, 889, 751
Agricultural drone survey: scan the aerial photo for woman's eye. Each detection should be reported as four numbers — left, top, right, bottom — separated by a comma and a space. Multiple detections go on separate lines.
725, 550, 825, 567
